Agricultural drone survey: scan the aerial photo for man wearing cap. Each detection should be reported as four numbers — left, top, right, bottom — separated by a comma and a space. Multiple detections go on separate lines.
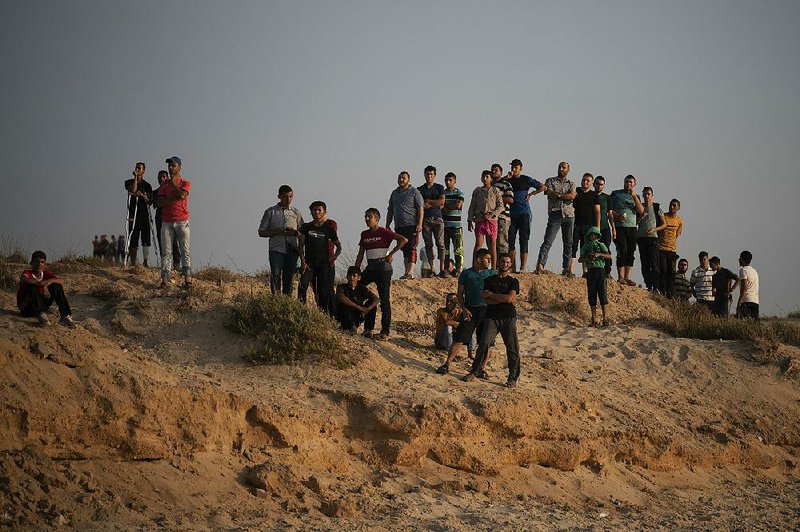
535, 161, 576, 276
258, 185, 305, 295
507, 159, 544, 273
156, 156, 192, 288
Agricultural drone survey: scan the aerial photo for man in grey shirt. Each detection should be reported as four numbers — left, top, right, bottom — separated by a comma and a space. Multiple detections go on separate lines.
387, 171, 424, 279
535, 161, 576, 276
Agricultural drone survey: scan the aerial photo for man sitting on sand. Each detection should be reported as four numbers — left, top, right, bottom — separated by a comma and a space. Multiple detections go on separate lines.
17, 251, 76, 328
710, 256, 738, 318
434, 292, 470, 355
335, 266, 379, 333
578, 227, 612, 327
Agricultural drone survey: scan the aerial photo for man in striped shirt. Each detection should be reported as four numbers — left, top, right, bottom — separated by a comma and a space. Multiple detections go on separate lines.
442, 172, 465, 275
690, 251, 714, 310
491, 163, 514, 256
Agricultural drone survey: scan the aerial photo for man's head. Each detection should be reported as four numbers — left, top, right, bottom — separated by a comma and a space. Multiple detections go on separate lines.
481, 170, 492, 186
558, 161, 570, 178
497, 252, 512, 273
739, 250, 753, 266
623, 174, 636, 191
157, 170, 169, 185
669, 198, 681, 214
642, 186, 653, 203
445, 292, 458, 309
444, 258, 455, 272
678, 258, 689, 273
165, 156, 181, 176
346, 266, 361, 284
277, 185, 293, 207
397, 171, 410, 189
581, 173, 593, 190
134, 162, 146, 177
364, 207, 381, 228
709, 256, 721, 271
309, 200, 327, 222
699, 251, 709, 268
444, 172, 457, 190
491, 163, 503, 181
473, 248, 491, 270
510, 159, 522, 177
424, 165, 437, 185
30, 250, 46, 271
594, 175, 605, 193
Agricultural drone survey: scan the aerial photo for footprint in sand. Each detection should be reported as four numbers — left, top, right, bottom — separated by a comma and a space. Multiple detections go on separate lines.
658, 351, 673, 366
678, 345, 690, 362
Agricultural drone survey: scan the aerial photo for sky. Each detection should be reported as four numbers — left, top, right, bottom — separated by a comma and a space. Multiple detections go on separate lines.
1, 0, 799, 315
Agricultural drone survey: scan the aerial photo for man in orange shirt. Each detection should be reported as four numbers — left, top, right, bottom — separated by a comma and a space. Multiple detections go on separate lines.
657, 198, 683, 296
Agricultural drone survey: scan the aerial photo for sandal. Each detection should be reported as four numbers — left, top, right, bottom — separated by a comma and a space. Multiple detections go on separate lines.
461, 373, 477, 382
436, 364, 450, 375
375, 332, 389, 341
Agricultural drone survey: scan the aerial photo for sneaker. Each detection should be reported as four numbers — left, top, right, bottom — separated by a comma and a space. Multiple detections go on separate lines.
59, 315, 77, 329
461, 373, 477, 382
38, 313, 51, 326
399, 273, 414, 280
436, 364, 450, 375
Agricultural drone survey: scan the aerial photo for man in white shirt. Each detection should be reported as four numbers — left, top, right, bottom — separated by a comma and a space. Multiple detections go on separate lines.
736, 250, 760, 320
690, 251, 714, 311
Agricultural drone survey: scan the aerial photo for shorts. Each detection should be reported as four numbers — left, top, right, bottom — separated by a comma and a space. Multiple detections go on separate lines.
395, 225, 419, 263
474, 219, 498, 239
453, 305, 487, 344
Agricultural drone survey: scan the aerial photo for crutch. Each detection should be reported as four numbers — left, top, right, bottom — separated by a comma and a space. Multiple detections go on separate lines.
123, 192, 138, 266
146, 202, 160, 261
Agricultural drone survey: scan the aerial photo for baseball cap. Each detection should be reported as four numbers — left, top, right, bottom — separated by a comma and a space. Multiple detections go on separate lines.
165, 156, 182, 165
510, 158, 522, 167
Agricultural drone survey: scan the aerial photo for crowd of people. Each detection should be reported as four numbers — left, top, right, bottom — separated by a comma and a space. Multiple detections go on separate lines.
91, 234, 126, 263
18, 157, 761, 386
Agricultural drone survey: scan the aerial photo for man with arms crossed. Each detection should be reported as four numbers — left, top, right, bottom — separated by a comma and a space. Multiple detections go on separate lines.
658, 199, 684, 297
157, 156, 192, 288
507, 158, 545, 273
536, 161, 576, 276
418, 165, 447, 277
442, 172, 465, 275
387, 171, 424, 279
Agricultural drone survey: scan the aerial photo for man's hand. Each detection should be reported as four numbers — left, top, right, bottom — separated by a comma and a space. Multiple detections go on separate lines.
385, 253, 394, 264
415, 224, 422, 234
467, 221, 474, 232
462, 308, 472, 321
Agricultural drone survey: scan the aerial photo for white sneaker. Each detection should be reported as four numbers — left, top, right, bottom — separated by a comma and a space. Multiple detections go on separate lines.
38, 313, 51, 326
59, 315, 77, 329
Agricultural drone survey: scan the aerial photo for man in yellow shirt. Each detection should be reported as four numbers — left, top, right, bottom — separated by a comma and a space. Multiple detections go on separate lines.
657, 198, 684, 296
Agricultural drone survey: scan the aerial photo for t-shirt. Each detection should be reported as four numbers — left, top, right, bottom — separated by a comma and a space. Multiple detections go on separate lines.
544, 177, 576, 218
458, 267, 496, 307
258, 203, 304, 254
299, 221, 338, 264
658, 213, 683, 252
483, 274, 520, 319
712, 268, 738, 302
418, 183, 446, 219
672, 272, 692, 301
359, 227, 400, 272
573, 188, 598, 226
738, 265, 759, 304
388, 186, 424, 227
579, 240, 609, 270
157, 178, 191, 223
337, 283, 374, 308
690, 266, 714, 301
610, 189, 639, 229
443, 187, 464, 228
508, 175, 543, 216
596, 192, 611, 230
325, 219, 338, 265
17, 269, 59, 311
637, 203, 663, 238
124, 179, 153, 218
493, 178, 514, 220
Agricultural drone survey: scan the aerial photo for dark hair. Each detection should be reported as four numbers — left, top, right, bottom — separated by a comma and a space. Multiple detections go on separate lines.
594, 175, 605, 184
446, 292, 458, 300
444, 258, 455, 268
309, 200, 327, 211
157, 170, 168, 176
739, 250, 752, 264
699, 251, 708, 259
481, 170, 492, 179
136, 162, 146, 170
31, 250, 47, 262
583, 172, 594, 179
625, 174, 636, 182
491, 163, 503, 172
365, 207, 381, 219
278, 185, 293, 195
709, 256, 721, 265
398, 171, 410, 180
474, 248, 490, 260
643, 186, 653, 195
424, 165, 436, 175
498, 252, 512, 261
444, 172, 456, 180
670, 198, 681, 207
678, 258, 689, 263
346, 266, 361, 276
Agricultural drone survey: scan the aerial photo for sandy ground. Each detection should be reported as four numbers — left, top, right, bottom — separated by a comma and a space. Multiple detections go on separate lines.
1, 262, 799, 529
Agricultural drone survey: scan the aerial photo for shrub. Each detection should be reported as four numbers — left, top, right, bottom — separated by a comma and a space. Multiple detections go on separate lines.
52, 255, 115, 273
0, 258, 18, 292
0, 234, 27, 263
225, 292, 347, 366
194, 266, 242, 283
89, 282, 128, 302
787, 309, 800, 319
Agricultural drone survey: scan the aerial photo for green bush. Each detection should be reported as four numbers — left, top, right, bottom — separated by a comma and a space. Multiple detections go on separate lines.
225, 292, 347, 366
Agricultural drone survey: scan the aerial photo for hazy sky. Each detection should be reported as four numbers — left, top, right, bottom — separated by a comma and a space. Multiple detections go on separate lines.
2, 1, 799, 314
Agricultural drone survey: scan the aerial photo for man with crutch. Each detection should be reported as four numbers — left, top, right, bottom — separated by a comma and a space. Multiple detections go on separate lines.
124, 162, 155, 267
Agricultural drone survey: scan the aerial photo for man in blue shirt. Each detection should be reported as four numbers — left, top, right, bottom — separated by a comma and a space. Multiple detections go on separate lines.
387, 171, 424, 279
507, 159, 545, 272
609, 175, 645, 285
442, 172, 465, 275
417, 165, 447, 277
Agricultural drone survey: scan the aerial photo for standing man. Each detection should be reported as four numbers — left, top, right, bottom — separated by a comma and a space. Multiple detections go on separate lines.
608, 175, 644, 285
535, 161, 576, 276
710, 256, 738, 317
593, 176, 614, 276
154, 169, 180, 272
658, 199, 684, 297
467, 170, 504, 270
298, 200, 342, 315
736, 250, 760, 320
442, 172, 465, 275
570, 173, 599, 277
387, 171, 424, 279
436, 248, 495, 375
124, 162, 154, 267
157, 156, 192, 288
355, 208, 407, 340
417, 165, 447, 277
636, 187, 665, 292
462, 253, 521, 388
672, 258, 692, 302
491, 163, 514, 257
690, 251, 715, 310
507, 159, 545, 273
258, 185, 304, 295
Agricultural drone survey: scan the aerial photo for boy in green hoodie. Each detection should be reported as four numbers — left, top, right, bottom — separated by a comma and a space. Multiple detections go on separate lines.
579, 227, 612, 327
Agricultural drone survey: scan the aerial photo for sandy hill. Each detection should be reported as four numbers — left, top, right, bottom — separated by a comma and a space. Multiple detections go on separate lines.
1, 261, 799, 529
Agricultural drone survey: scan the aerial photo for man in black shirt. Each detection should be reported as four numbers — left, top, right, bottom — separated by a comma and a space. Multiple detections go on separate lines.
710, 256, 738, 317
299, 200, 342, 315
462, 253, 521, 388
335, 266, 379, 332
570, 173, 599, 276
124, 162, 154, 267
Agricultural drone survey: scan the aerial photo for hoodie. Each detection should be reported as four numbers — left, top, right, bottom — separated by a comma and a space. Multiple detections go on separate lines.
580, 227, 609, 270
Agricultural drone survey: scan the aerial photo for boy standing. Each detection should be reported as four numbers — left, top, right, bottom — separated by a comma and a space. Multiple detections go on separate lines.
710, 256, 738, 317
467, 170, 504, 270
736, 250, 760, 320
442, 172, 465, 275
17, 251, 76, 328
578, 227, 612, 327
298, 200, 342, 314
658, 199, 684, 296
690, 251, 715, 310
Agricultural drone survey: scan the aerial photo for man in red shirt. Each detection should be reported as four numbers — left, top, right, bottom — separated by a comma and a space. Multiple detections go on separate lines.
17, 250, 76, 327
156, 156, 192, 288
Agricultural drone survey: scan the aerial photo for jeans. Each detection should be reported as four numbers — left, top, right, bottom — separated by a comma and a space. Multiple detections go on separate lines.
537, 212, 574, 270
496, 217, 510, 254
19, 284, 71, 318
470, 315, 520, 381
359, 269, 392, 334
600, 226, 613, 275
160, 221, 191, 280
637, 237, 660, 290
443, 227, 464, 271
614, 226, 637, 267
269, 249, 299, 295
422, 217, 445, 265
658, 250, 678, 296
508, 213, 531, 253
298, 260, 334, 314
155, 216, 180, 266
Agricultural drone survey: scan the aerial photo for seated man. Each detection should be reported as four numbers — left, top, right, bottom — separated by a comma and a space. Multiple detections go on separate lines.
434, 292, 472, 357
17, 250, 76, 327
335, 266, 379, 333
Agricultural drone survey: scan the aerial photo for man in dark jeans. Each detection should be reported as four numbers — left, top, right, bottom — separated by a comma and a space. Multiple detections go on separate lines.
355, 208, 407, 340
536, 161, 576, 276
299, 200, 342, 315
636, 187, 666, 292
335, 266, 379, 332
569, 173, 598, 277
17, 250, 76, 328
462, 253, 521, 388
593, 176, 614, 276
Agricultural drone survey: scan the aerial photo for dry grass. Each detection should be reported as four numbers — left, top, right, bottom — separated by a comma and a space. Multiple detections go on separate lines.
193, 265, 244, 284
0, 258, 18, 292
52, 255, 115, 274
0, 234, 27, 263
88, 282, 128, 302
